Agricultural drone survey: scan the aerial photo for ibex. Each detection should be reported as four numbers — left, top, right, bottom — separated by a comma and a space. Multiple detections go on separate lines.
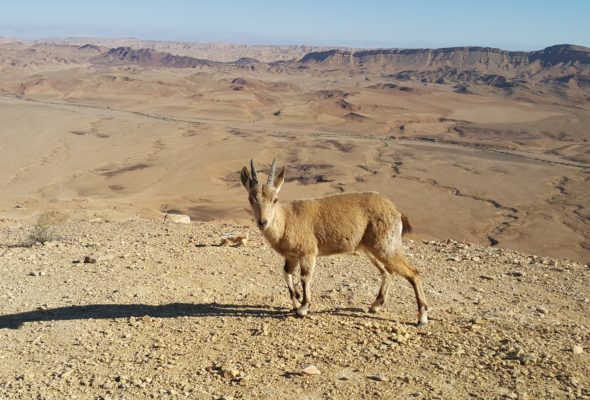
240, 159, 429, 326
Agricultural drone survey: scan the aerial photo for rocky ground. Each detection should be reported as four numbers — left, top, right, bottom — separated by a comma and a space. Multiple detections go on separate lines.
0, 219, 588, 399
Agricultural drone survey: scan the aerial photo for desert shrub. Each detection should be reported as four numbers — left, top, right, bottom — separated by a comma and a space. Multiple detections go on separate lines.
27, 224, 57, 245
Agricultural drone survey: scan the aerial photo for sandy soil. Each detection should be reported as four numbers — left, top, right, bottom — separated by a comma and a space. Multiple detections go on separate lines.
0, 219, 588, 399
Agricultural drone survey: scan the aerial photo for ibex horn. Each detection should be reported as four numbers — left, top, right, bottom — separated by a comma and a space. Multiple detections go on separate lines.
250, 159, 258, 186
267, 158, 277, 185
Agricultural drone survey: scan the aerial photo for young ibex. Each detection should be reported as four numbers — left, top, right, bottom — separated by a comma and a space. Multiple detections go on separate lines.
240, 159, 429, 326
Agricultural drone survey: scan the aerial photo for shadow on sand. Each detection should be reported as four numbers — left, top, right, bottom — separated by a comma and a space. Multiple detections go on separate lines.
0, 302, 394, 329
0, 303, 289, 329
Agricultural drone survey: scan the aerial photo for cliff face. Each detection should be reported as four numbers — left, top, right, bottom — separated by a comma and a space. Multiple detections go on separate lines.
528, 44, 590, 67
299, 44, 590, 75
90, 44, 590, 76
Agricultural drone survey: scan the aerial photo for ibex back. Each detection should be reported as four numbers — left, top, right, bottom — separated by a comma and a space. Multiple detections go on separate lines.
241, 159, 429, 326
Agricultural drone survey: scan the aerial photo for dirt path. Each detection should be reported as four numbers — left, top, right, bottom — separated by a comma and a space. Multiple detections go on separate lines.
1, 220, 588, 399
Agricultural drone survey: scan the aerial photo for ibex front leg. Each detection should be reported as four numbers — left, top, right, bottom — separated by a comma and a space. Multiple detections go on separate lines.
296, 255, 316, 317
283, 259, 301, 310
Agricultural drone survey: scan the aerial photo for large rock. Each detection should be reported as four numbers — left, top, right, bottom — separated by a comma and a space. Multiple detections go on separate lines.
164, 213, 191, 224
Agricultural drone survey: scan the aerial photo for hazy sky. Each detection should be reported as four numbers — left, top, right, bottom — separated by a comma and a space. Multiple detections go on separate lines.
1, 0, 589, 50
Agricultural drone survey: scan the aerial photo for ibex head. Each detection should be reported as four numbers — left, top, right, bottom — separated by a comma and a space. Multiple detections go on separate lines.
240, 158, 285, 230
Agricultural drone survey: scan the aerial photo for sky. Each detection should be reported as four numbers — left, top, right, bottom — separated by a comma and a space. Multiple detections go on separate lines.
0, 0, 589, 50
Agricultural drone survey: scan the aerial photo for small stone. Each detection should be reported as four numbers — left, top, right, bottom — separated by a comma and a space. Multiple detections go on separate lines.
224, 369, 241, 379
97, 254, 115, 262
471, 256, 481, 262
164, 213, 191, 224
141, 315, 152, 323
301, 365, 321, 375
572, 345, 584, 354
479, 275, 495, 280
536, 306, 548, 315
83, 256, 96, 264
226, 233, 249, 247
509, 270, 524, 277
368, 374, 387, 382
395, 334, 408, 344
60, 369, 73, 379
102, 380, 115, 389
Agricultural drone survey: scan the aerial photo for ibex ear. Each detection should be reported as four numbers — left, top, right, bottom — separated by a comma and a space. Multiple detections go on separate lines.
274, 166, 285, 192
240, 167, 252, 191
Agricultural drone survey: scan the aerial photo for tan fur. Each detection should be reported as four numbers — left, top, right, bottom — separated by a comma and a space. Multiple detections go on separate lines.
401, 214, 413, 235
241, 161, 429, 326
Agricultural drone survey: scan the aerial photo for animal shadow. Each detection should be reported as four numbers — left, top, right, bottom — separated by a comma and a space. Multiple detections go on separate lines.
0, 302, 286, 329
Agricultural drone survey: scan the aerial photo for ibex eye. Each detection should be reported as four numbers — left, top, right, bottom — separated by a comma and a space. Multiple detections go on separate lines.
249, 197, 254, 204
273, 198, 278, 204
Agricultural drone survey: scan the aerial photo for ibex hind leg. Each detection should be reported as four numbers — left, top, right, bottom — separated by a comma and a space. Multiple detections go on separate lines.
374, 249, 429, 327
364, 250, 391, 314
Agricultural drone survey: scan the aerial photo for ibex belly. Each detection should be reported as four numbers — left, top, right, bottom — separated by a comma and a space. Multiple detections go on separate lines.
317, 234, 363, 256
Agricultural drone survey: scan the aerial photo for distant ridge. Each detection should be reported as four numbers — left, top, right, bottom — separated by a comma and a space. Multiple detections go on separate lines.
78, 44, 101, 51
82, 43, 590, 94
0, 36, 23, 44
528, 44, 590, 66
92, 47, 218, 68
299, 44, 590, 71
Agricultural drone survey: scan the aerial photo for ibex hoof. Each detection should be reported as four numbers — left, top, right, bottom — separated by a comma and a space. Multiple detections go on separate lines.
295, 305, 308, 317
368, 305, 382, 314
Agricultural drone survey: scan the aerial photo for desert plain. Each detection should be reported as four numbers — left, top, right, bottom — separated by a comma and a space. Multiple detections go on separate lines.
0, 39, 588, 262
0, 37, 589, 399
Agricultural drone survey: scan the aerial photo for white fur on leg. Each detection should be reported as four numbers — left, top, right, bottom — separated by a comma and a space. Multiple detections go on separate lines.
284, 271, 300, 310
417, 306, 428, 327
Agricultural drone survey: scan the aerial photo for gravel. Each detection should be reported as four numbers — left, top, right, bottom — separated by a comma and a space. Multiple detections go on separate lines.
0, 219, 589, 399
